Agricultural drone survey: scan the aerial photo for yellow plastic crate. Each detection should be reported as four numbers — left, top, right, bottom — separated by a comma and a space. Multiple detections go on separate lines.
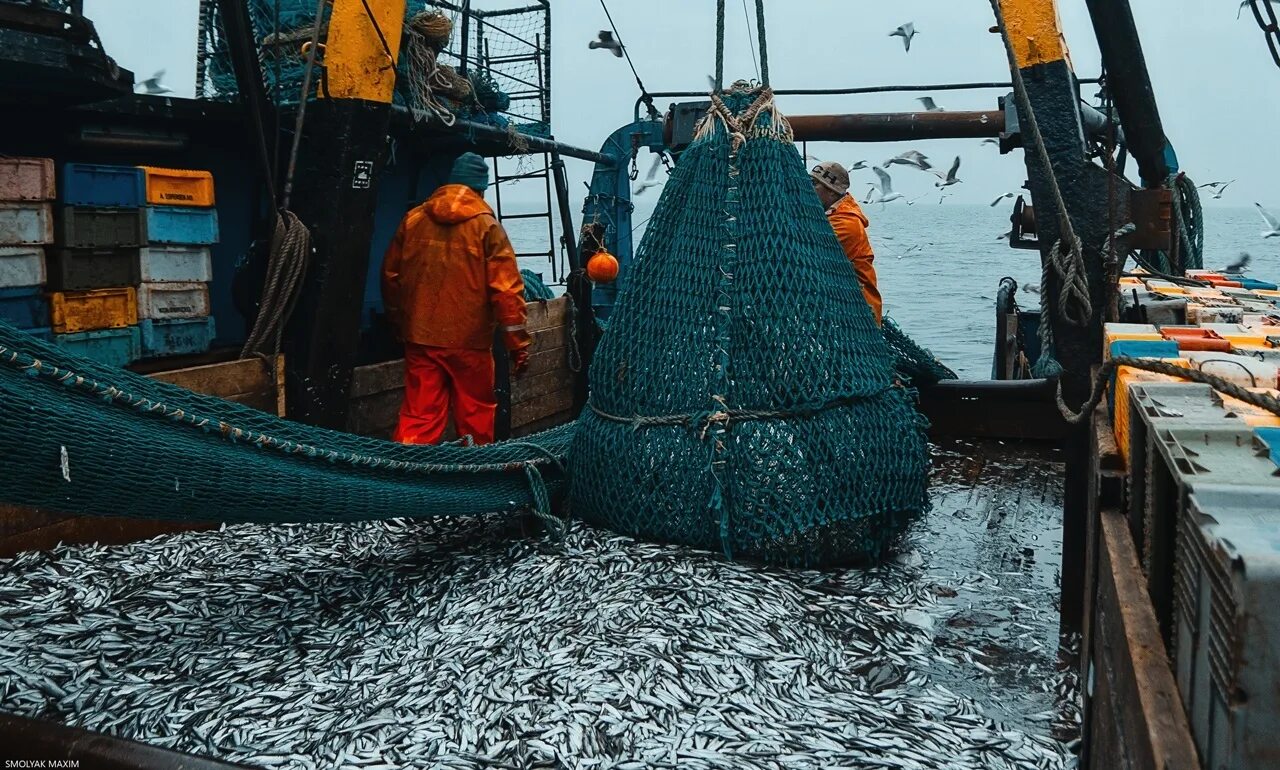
1221, 390, 1280, 428
1113, 361, 1191, 463
139, 166, 215, 207
50, 287, 137, 333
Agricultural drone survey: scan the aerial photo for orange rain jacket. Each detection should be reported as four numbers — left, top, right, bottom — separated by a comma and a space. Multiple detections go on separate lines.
382, 184, 528, 350
828, 194, 883, 324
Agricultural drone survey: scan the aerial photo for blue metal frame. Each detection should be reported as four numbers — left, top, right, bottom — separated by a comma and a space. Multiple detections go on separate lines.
579, 118, 666, 320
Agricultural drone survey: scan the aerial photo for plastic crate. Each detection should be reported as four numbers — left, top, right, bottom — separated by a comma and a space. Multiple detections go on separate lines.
144, 206, 218, 245
0, 246, 45, 289
57, 206, 145, 248
53, 326, 141, 367
139, 167, 215, 207
138, 245, 212, 283
46, 247, 140, 291
139, 317, 215, 358
1175, 482, 1280, 770
59, 163, 145, 207
136, 281, 209, 320
0, 157, 55, 202
0, 203, 53, 245
0, 285, 50, 329
49, 287, 137, 333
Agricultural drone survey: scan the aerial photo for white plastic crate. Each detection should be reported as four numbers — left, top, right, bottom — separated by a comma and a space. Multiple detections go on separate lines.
0, 246, 45, 288
138, 246, 212, 283
135, 281, 210, 320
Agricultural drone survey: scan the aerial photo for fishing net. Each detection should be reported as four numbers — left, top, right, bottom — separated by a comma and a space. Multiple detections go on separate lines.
884, 317, 958, 385
520, 269, 556, 301
197, 1, 550, 138
0, 321, 569, 529
570, 86, 931, 567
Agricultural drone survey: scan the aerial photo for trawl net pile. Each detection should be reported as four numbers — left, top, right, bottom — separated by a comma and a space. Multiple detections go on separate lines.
572, 85, 930, 566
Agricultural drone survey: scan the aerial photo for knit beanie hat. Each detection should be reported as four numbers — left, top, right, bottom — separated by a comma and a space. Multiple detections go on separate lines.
447, 152, 490, 192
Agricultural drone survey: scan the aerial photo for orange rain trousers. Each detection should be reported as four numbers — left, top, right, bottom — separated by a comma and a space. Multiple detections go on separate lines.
394, 344, 497, 446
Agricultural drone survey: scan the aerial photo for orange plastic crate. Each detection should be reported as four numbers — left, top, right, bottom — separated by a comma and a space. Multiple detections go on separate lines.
50, 287, 137, 333
139, 166, 215, 207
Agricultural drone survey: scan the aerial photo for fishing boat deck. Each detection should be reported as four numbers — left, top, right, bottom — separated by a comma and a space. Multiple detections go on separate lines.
0, 438, 1076, 769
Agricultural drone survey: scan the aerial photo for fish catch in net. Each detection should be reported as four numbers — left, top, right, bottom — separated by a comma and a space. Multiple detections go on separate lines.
570, 85, 931, 567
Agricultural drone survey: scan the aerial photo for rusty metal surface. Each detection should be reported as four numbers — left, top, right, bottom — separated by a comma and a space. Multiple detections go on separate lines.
1128, 187, 1173, 251
787, 110, 1005, 142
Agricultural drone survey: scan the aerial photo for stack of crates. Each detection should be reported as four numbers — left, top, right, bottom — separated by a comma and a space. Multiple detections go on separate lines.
0, 157, 55, 341
51, 163, 146, 366
1109, 279, 1280, 769
137, 167, 217, 358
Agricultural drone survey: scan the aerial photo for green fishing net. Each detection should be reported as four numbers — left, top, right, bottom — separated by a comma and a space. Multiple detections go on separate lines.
569, 86, 930, 567
884, 317, 958, 386
0, 321, 569, 527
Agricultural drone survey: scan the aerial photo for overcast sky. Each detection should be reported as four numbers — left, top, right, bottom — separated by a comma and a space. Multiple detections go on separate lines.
87, 0, 1278, 207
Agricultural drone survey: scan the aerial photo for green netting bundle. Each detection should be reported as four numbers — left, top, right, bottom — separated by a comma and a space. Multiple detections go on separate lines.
570, 86, 930, 567
884, 317, 958, 386
0, 321, 570, 527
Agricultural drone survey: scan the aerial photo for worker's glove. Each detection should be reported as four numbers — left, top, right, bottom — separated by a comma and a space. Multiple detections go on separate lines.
502, 327, 532, 377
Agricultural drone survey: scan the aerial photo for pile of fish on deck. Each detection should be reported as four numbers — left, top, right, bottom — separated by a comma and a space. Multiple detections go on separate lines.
0, 512, 1074, 770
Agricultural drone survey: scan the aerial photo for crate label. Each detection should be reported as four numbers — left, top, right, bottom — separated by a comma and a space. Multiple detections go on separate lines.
353, 161, 373, 189
159, 190, 197, 203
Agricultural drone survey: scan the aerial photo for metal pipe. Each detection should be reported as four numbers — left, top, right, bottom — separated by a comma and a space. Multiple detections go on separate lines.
1082, 0, 1171, 187
786, 110, 1004, 142
392, 106, 613, 165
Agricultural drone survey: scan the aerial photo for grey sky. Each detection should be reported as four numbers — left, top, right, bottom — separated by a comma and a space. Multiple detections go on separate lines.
88, 0, 1278, 207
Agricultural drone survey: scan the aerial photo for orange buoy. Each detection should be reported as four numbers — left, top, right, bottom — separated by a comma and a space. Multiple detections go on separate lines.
586, 250, 620, 283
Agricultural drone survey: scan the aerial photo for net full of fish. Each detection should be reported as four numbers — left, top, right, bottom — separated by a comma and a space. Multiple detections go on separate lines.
0, 516, 1073, 770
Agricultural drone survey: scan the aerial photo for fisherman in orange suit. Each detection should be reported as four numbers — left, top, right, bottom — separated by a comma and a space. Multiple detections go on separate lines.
382, 152, 530, 445
810, 160, 883, 324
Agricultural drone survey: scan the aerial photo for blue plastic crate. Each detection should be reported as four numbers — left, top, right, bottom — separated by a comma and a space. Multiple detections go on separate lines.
139, 316, 215, 358
0, 285, 49, 329
52, 326, 140, 367
144, 206, 219, 245
59, 163, 145, 207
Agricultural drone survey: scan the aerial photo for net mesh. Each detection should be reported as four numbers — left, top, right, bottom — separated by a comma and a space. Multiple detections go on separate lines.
569, 87, 931, 568
884, 317, 958, 386
0, 320, 570, 527
197, 0, 549, 137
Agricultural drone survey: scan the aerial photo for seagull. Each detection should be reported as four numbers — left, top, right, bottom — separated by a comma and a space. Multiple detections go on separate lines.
633, 155, 663, 195
1199, 180, 1233, 189
884, 150, 932, 172
990, 192, 1017, 207
136, 69, 171, 95
917, 97, 944, 112
1239, 0, 1280, 19
870, 167, 906, 203
1224, 252, 1252, 274
1256, 202, 1280, 238
981, 138, 1000, 147
862, 186, 877, 205
633, 179, 662, 196
890, 22, 918, 52
848, 160, 869, 170
933, 156, 962, 188
589, 30, 623, 57
1212, 182, 1235, 200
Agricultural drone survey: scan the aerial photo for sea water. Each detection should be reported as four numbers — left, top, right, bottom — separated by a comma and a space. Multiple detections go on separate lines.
508, 204, 1277, 378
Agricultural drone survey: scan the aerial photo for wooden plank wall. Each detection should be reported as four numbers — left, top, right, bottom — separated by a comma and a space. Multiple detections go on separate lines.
346, 297, 577, 440
1084, 405, 1201, 769
0, 355, 285, 558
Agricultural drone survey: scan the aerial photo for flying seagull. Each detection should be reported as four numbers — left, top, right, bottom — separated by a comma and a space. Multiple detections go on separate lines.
136, 69, 171, 95
634, 155, 663, 195
1199, 180, 1233, 189
589, 30, 623, 57
890, 22, 918, 52
1256, 202, 1280, 238
862, 186, 877, 205
884, 150, 932, 172
917, 97, 944, 112
1225, 252, 1252, 274
870, 167, 906, 203
934, 156, 962, 188
981, 138, 1000, 147
990, 192, 1017, 207
1212, 182, 1235, 200
848, 160, 869, 170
